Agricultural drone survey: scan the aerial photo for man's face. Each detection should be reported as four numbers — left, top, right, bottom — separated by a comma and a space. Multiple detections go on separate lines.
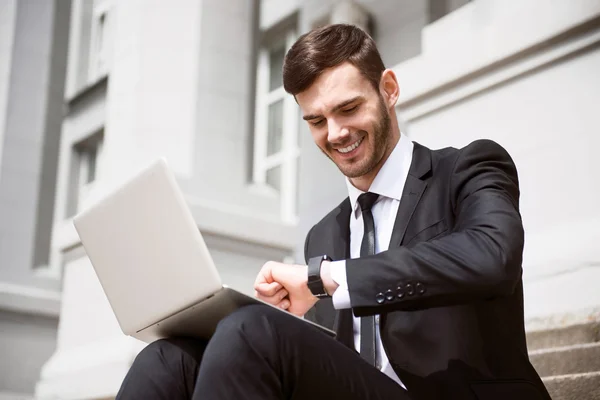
296, 62, 392, 179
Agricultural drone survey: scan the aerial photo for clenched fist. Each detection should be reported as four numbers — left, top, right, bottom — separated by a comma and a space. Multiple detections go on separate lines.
254, 261, 318, 317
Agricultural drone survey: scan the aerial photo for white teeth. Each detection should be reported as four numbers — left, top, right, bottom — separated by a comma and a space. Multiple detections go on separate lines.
338, 138, 362, 154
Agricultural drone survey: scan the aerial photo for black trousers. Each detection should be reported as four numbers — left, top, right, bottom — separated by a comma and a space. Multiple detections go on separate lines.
116, 304, 411, 400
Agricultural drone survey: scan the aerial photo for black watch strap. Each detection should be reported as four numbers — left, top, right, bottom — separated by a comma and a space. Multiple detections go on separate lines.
307, 255, 332, 298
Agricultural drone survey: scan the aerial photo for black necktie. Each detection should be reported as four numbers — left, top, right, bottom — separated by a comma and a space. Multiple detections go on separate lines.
357, 192, 379, 367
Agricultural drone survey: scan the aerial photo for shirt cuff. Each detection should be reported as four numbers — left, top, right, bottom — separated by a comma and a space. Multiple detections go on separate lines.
330, 260, 351, 309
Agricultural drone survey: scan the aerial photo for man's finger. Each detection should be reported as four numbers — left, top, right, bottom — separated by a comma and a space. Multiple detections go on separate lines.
277, 299, 290, 310
254, 281, 282, 297
276, 288, 289, 301
256, 294, 278, 305
255, 289, 287, 305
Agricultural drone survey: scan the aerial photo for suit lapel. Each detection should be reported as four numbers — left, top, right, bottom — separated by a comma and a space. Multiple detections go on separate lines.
327, 200, 355, 349
389, 142, 432, 249
331, 199, 351, 261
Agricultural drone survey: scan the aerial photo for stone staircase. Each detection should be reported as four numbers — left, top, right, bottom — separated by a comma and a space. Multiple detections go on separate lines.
528, 321, 600, 399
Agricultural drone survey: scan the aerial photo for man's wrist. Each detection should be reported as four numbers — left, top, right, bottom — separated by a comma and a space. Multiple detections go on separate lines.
320, 260, 339, 296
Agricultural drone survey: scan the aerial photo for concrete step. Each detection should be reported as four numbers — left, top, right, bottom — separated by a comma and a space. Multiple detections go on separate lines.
543, 371, 600, 400
530, 342, 600, 377
527, 322, 600, 351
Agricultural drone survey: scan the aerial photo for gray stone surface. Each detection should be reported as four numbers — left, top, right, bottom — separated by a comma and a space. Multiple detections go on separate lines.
0, 0, 67, 288
0, 310, 58, 395
530, 342, 600, 378
0, 1, 68, 396
32, 0, 71, 268
527, 322, 600, 351
528, 320, 600, 398
543, 372, 600, 400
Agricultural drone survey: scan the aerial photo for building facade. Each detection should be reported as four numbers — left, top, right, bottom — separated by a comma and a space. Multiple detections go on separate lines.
0, 0, 71, 398
0, 0, 598, 398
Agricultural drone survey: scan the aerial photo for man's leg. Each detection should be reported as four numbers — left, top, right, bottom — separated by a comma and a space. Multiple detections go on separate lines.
193, 304, 410, 400
116, 336, 208, 400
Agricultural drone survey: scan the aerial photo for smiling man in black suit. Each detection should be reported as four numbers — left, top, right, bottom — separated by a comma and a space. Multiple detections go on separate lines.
116, 24, 551, 400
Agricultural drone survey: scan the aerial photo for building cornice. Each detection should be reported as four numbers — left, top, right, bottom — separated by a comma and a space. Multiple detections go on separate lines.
393, 1, 600, 122
51, 195, 297, 263
0, 282, 61, 318
65, 75, 108, 112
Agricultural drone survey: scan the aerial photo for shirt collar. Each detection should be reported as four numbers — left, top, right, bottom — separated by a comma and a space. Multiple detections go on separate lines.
345, 133, 414, 214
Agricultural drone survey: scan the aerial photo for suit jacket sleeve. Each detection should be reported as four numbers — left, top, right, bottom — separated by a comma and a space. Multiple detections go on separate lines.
303, 225, 319, 323
346, 140, 525, 317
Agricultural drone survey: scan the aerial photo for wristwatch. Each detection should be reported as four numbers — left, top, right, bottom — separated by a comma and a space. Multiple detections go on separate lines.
307, 255, 332, 298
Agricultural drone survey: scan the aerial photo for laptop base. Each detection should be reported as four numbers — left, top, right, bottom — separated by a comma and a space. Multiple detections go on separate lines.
134, 286, 336, 343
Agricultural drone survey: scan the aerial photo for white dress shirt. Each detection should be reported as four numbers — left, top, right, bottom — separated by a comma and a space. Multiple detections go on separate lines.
329, 133, 414, 388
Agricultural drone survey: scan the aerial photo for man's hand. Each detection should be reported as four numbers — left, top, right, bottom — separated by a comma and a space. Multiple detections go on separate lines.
254, 261, 318, 317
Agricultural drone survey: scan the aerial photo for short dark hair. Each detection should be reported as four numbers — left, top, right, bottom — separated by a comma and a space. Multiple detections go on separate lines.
283, 24, 385, 95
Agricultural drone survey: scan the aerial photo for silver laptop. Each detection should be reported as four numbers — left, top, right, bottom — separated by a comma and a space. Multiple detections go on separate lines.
73, 158, 335, 343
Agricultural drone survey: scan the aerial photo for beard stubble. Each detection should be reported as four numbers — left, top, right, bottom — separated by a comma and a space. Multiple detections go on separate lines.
325, 97, 392, 179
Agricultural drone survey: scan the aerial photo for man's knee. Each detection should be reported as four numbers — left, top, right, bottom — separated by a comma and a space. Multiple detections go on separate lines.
214, 305, 282, 346
198, 305, 285, 378
132, 337, 205, 372
132, 339, 169, 369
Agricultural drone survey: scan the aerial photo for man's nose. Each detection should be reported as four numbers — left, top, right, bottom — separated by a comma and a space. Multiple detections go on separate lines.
327, 120, 350, 144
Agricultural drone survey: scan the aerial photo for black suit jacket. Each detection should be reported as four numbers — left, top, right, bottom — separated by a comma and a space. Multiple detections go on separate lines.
304, 140, 551, 400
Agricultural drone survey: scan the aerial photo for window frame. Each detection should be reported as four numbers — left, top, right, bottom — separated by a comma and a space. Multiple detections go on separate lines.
88, 0, 111, 83
65, 131, 104, 218
252, 29, 299, 223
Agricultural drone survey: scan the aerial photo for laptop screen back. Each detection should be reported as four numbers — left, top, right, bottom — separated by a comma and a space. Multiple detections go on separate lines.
73, 159, 222, 335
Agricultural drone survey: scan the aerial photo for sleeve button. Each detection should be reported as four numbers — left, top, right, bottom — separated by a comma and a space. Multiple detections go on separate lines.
385, 289, 394, 301
406, 283, 415, 296
396, 285, 405, 299
376, 292, 385, 304
416, 282, 426, 295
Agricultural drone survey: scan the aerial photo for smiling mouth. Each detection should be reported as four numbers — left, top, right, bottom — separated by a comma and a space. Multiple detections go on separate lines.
337, 138, 363, 154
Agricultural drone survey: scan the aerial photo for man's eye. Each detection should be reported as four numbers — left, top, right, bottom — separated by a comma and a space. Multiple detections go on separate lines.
342, 106, 358, 114
310, 119, 325, 127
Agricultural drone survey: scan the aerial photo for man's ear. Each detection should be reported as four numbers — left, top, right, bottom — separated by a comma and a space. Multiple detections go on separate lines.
379, 69, 400, 108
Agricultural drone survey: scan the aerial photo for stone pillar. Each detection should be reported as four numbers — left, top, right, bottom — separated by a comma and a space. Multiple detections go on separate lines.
36, 1, 206, 398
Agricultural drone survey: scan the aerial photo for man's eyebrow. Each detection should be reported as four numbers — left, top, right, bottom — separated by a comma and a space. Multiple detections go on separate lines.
302, 96, 363, 121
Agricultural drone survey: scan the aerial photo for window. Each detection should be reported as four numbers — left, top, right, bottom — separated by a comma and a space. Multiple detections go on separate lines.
79, 138, 99, 186
65, 0, 113, 96
66, 131, 104, 217
253, 29, 299, 223
88, 0, 111, 81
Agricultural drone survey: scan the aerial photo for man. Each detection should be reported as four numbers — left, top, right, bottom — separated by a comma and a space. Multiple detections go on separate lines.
116, 24, 551, 400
